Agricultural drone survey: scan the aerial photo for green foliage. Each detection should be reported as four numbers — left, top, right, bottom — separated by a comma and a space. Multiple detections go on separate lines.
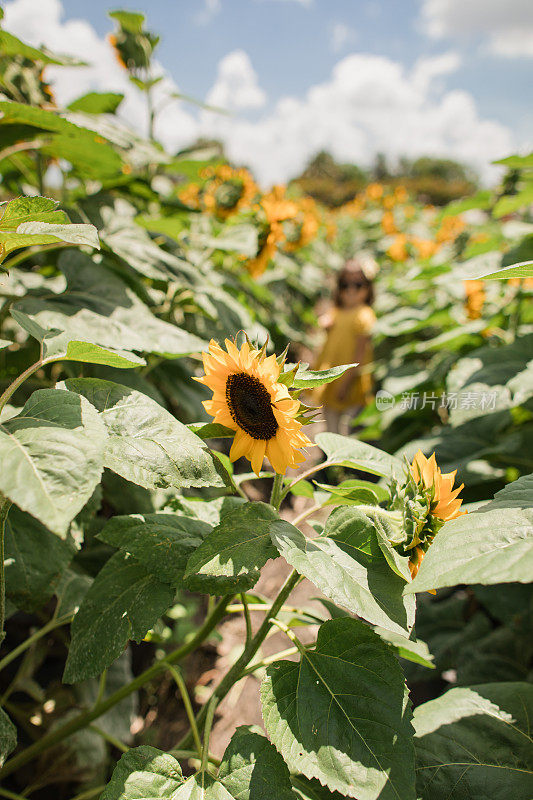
100, 746, 184, 799
4, 507, 76, 610
407, 476, 533, 592
0, 196, 99, 267
98, 513, 212, 586
261, 618, 415, 800
61, 378, 228, 491
101, 729, 298, 799
184, 502, 283, 594
218, 726, 297, 800
0, 708, 17, 767
67, 91, 124, 114
316, 432, 404, 477
271, 513, 415, 636
0, 389, 106, 536
64, 551, 174, 683
0, 12, 532, 800
414, 683, 533, 799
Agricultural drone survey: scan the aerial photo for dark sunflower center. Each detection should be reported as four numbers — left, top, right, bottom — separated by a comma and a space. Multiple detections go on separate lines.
226, 372, 279, 440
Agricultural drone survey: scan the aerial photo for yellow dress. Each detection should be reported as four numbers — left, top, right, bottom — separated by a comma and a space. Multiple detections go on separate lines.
314, 304, 376, 411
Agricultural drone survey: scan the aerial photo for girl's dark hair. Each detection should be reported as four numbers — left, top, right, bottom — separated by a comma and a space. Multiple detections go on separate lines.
334, 260, 375, 306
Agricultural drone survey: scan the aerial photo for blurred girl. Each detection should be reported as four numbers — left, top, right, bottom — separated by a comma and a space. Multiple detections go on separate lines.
313, 255, 377, 435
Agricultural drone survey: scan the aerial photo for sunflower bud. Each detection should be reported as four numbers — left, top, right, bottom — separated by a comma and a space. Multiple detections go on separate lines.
214, 179, 245, 210
387, 450, 465, 575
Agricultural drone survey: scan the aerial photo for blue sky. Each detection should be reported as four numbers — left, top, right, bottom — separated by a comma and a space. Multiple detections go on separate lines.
58, 0, 532, 134
3, 0, 532, 183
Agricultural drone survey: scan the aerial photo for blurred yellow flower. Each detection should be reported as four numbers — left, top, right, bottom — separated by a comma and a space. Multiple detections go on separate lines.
463, 279, 485, 319
366, 183, 384, 202
412, 237, 439, 260
387, 233, 408, 262
381, 211, 397, 235
394, 185, 408, 204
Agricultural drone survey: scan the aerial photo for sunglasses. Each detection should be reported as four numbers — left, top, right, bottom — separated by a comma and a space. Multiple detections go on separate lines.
339, 280, 366, 290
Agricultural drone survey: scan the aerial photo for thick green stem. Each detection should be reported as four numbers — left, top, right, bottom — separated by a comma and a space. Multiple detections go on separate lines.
281, 461, 335, 501
201, 696, 218, 773
0, 496, 11, 643
0, 595, 232, 779
0, 613, 72, 673
169, 749, 220, 767
0, 788, 28, 800
0, 241, 70, 273
270, 473, 284, 510
291, 503, 323, 527
240, 645, 301, 677
0, 357, 44, 414
240, 592, 252, 646
269, 618, 307, 655
168, 665, 202, 758
177, 569, 300, 750
94, 668, 107, 707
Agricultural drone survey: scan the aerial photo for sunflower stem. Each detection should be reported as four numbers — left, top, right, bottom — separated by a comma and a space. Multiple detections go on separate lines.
0, 595, 232, 780
270, 473, 284, 510
241, 592, 253, 646
0, 496, 11, 644
175, 568, 301, 752
167, 665, 203, 759
201, 695, 218, 773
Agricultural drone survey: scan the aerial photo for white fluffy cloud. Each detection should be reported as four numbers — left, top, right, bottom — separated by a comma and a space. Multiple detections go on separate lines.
420, 0, 533, 57
330, 22, 357, 53
200, 52, 513, 184
206, 50, 266, 110
2, 0, 517, 185
194, 0, 221, 27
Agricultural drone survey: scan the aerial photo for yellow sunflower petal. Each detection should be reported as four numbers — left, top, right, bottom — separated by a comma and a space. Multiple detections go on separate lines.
266, 436, 289, 475
230, 428, 253, 461
250, 438, 266, 475
213, 409, 235, 428
410, 450, 425, 483
224, 338, 243, 365
274, 396, 300, 414
422, 453, 438, 488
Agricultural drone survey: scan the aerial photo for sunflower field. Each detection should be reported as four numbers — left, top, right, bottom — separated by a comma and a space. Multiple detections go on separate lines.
0, 9, 532, 800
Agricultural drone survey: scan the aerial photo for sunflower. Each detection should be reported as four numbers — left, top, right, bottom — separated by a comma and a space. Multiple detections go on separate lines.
387, 233, 408, 262
203, 166, 259, 218
463, 279, 485, 320
410, 450, 465, 522
195, 339, 313, 475
388, 450, 465, 579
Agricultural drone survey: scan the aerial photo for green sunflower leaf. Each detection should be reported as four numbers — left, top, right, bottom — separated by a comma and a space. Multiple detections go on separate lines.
406, 476, 533, 593
0, 388, 106, 537
261, 618, 415, 800
98, 513, 212, 586
271, 514, 415, 636
218, 725, 298, 799
184, 502, 286, 594
290, 362, 359, 389
0, 708, 17, 768
414, 683, 533, 799
60, 378, 228, 491
64, 551, 174, 683
315, 433, 404, 478
100, 746, 184, 800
